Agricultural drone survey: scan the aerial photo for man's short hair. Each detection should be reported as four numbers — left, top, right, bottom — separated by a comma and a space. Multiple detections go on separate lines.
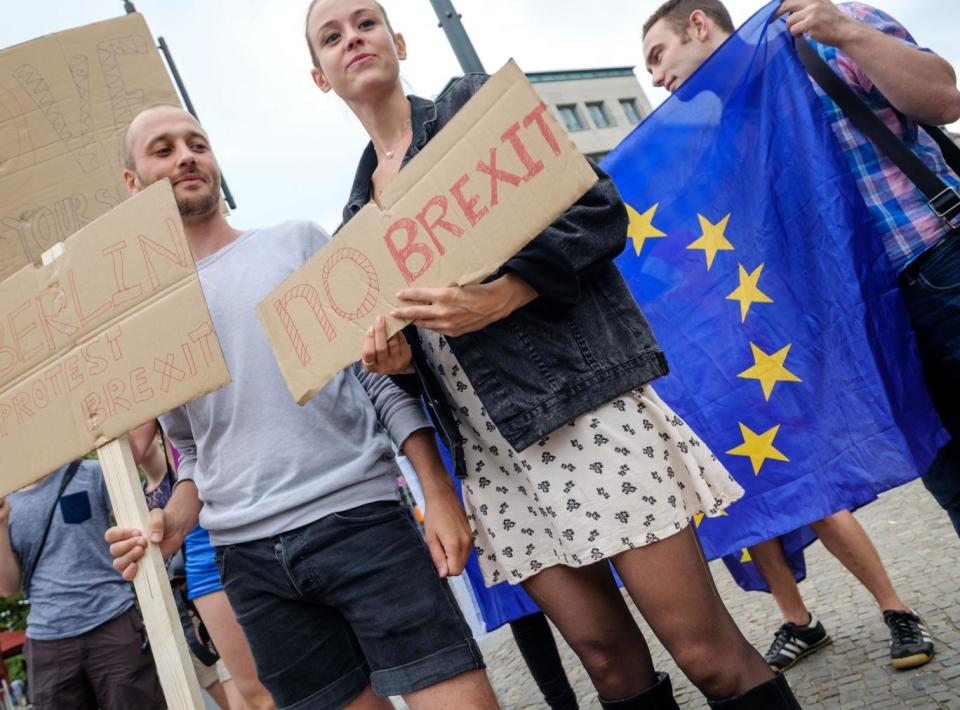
304, 0, 394, 69
643, 0, 735, 38
121, 103, 193, 172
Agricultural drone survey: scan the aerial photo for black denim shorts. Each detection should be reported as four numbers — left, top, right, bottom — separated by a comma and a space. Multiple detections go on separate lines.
214, 501, 484, 709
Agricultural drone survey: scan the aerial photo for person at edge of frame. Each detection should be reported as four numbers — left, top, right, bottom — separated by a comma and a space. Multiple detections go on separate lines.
0, 457, 165, 710
642, 0, 957, 675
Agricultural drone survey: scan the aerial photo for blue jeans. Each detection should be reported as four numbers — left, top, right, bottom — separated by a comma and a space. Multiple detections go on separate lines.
900, 229, 960, 536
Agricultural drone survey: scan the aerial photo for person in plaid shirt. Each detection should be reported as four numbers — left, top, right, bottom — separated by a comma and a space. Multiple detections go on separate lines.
808, 2, 960, 275
642, 0, 960, 674
802, 0, 960, 547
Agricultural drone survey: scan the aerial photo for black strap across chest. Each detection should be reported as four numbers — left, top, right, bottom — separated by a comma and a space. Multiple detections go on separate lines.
795, 37, 960, 223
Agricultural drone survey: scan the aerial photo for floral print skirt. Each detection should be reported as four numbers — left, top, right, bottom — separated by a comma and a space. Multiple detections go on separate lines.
419, 329, 745, 586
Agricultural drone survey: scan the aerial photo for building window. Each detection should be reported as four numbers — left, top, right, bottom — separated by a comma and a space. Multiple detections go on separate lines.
620, 98, 643, 124
586, 101, 615, 128
557, 104, 586, 132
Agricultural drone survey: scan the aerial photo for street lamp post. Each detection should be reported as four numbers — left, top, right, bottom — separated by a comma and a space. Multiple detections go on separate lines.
427, 0, 485, 74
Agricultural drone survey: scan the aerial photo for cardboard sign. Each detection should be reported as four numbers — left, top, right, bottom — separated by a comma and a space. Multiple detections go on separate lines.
258, 60, 598, 404
0, 181, 229, 496
0, 13, 180, 282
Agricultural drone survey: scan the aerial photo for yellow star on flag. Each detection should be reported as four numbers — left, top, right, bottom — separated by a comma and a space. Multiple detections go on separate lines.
737, 343, 802, 401
693, 509, 726, 528
740, 548, 752, 563
626, 203, 667, 256
687, 213, 734, 269
726, 423, 789, 475
726, 263, 773, 322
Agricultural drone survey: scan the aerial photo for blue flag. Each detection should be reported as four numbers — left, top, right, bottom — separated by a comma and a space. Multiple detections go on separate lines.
602, 1, 946, 591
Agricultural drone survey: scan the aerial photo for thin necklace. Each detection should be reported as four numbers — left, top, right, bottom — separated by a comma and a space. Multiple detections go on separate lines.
376, 118, 411, 162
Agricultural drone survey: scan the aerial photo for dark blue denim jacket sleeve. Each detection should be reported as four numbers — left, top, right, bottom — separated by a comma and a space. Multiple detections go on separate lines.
500, 164, 628, 311
340, 73, 667, 463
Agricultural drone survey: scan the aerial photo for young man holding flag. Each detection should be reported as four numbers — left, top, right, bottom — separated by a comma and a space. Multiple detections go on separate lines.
640, 0, 958, 673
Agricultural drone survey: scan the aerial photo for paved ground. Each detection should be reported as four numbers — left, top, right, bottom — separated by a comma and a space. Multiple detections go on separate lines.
475, 479, 960, 709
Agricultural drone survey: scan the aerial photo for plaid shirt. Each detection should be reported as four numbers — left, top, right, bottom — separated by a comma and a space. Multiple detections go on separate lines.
811, 2, 958, 273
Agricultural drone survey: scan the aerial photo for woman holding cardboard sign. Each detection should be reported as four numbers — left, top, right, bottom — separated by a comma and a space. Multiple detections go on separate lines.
305, 1, 800, 708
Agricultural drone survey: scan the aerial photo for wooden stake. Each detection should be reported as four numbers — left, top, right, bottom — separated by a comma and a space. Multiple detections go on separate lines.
41, 243, 203, 709
97, 437, 205, 709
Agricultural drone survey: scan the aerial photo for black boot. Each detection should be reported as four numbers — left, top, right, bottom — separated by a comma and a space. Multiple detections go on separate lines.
599, 672, 680, 709
508, 613, 578, 709
707, 673, 802, 709
541, 676, 579, 710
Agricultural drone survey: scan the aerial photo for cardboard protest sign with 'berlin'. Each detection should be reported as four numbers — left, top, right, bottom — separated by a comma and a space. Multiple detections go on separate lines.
258, 60, 598, 405
0, 13, 180, 283
0, 181, 230, 496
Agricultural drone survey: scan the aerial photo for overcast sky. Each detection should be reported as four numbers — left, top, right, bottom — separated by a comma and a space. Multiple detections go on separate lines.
2, 1, 957, 233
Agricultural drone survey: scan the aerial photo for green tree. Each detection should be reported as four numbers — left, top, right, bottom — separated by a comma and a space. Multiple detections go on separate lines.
0, 593, 28, 683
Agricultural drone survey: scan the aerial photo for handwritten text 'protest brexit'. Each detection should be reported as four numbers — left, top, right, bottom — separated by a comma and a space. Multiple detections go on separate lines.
0, 220, 218, 437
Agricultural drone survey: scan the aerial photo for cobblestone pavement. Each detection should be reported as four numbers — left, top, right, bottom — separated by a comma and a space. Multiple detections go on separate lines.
476, 479, 960, 709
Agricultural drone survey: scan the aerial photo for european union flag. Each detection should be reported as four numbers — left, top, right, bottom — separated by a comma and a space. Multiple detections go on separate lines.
602, 1, 947, 591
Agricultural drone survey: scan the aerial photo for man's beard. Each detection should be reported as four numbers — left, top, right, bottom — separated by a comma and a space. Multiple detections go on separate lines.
176, 189, 220, 220
136, 171, 220, 220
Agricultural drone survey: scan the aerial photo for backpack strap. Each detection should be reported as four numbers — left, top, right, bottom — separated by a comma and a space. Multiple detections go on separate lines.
22, 460, 83, 594
795, 37, 960, 225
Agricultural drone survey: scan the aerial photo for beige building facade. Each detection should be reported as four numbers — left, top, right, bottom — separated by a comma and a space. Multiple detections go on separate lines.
442, 67, 653, 161
528, 67, 653, 161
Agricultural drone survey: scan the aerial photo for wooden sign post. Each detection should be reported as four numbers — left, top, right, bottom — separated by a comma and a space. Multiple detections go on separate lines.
5, 183, 233, 709
37, 240, 205, 709
2, 17, 229, 708
99, 436, 205, 709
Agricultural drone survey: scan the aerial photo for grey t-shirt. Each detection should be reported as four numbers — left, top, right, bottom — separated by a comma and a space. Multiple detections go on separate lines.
161, 221, 431, 545
8, 461, 134, 640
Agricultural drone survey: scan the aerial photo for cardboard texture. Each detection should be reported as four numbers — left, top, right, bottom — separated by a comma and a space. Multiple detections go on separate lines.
0, 181, 230, 496
258, 59, 598, 404
0, 13, 180, 282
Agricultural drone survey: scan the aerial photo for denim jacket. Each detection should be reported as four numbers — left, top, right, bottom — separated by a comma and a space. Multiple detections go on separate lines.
342, 74, 668, 477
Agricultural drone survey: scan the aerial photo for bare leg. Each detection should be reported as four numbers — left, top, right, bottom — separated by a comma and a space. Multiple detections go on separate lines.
748, 539, 811, 625
402, 669, 499, 710
344, 685, 394, 710
521, 560, 658, 700
204, 680, 231, 710
221, 679, 245, 710
810, 510, 908, 612
193, 591, 276, 710
613, 526, 773, 701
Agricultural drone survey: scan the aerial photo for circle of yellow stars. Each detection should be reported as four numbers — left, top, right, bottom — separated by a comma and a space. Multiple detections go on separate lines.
626, 201, 806, 553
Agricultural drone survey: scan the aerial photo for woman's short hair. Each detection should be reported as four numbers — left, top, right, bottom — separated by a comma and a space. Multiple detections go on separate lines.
642, 0, 735, 38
